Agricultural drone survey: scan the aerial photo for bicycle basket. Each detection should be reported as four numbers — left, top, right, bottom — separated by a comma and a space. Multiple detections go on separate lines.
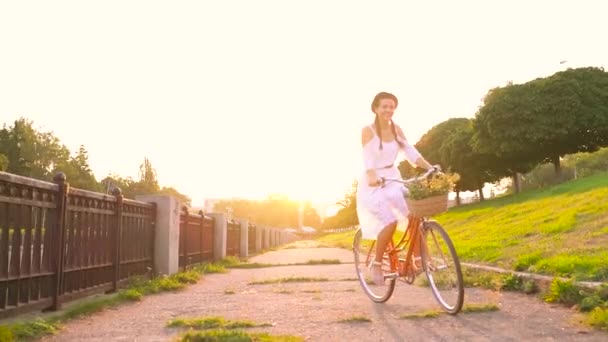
405, 193, 449, 217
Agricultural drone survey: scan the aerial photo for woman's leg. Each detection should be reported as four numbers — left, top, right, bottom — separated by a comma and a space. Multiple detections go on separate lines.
371, 221, 397, 285
375, 221, 397, 262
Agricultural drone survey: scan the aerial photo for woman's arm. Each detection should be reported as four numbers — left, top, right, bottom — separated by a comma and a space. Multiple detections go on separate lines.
395, 125, 437, 171
361, 126, 381, 186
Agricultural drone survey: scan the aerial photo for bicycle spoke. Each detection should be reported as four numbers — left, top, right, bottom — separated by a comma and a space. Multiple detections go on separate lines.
422, 221, 464, 314
353, 229, 396, 303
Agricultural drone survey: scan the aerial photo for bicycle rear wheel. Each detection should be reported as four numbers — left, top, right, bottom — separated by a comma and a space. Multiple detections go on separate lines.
353, 229, 395, 303
421, 221, 464, 314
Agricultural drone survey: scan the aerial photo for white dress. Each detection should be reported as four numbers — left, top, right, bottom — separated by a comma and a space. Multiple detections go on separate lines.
356, 125, 423, 240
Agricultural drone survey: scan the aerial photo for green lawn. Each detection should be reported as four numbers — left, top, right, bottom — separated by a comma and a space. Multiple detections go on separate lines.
318, 172, 608, 282
439, 172, 608, 281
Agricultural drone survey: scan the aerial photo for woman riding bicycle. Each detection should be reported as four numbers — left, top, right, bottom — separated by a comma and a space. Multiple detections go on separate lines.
356, 91, 439, 286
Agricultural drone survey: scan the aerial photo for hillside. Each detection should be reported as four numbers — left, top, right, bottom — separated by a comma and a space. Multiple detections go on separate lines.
319, 172, 608, 282
439, 172, 608, 281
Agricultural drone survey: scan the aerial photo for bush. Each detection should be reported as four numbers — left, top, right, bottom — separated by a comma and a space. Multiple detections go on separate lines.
119, 289, 143, 301
0, 325, 13, 342
580, 295, 605, 312
587, 307, 608, 331
544, 279, 583, 306
521, 163, 574, 191
564, 148, 608, 178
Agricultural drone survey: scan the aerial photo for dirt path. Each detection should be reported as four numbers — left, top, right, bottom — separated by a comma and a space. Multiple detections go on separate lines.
39, 241, 606, 341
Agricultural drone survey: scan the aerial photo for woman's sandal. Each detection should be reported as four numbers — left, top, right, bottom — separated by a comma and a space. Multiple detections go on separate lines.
370, 260, 385, 286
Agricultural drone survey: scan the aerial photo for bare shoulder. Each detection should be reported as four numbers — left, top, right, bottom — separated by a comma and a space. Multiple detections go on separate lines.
361, 125, 374, 146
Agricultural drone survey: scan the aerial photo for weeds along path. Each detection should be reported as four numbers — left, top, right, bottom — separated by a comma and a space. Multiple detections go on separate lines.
40, 241, 606, 341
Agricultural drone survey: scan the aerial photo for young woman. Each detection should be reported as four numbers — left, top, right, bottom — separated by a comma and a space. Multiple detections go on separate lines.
356, 92, 438, 285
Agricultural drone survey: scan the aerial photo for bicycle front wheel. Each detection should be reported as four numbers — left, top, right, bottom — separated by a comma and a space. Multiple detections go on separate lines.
421, 221, 464, 314
353, 229, 395, 303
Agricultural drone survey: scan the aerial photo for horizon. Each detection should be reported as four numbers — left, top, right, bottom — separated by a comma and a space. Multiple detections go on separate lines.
1, 1, 607, 212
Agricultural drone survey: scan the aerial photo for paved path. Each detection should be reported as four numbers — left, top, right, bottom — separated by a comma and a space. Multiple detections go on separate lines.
38, 240, 605, 341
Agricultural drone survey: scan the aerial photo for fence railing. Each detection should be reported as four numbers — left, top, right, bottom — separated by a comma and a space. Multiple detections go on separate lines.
0, 172, 156, 319
226, 220, 240, 256
1, 171, 299, 319
179, 207, 214, 270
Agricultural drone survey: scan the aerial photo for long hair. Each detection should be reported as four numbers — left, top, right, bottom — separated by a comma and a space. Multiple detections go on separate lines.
371, 92, 404, 150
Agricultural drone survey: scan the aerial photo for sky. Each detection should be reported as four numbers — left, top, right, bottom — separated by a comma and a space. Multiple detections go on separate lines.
1, 1, 607, 213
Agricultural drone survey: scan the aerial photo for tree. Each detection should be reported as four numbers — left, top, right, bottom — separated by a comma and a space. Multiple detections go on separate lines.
321, 180, 359, 229
0, 153, 7, 171
0, 118, 70, 180
301, 202, 322, 228
211, 195, 317, 228
53, 145, 102, 192
473, 67, 608, 183
100, 173, 135, 195
411, 118, 493, 202
159, 186, 192, 207
438, 120, 497, 201
128, 157, 161, 196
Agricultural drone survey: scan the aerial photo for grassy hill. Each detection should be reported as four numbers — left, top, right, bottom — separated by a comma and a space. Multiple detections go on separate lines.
319, 172, 608, 282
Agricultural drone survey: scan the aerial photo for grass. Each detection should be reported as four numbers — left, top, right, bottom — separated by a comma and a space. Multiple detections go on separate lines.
437, 172, 608, 282
177, 329, 303, 342
168, 316, 300, 342
462, 268, 539, 294
167, 316, 273, 330
317, 172, 608, 282
399, 303, 499, 319
315, 230, 357, 250
304, 259, 341, 265
273, 288, 294, 294
248, 277, 329, 285
462, 303, 500, 313
399, 310, 441, 319
587, 308, 608, 331
4, 259, 234, 341
337, 315, 372, 323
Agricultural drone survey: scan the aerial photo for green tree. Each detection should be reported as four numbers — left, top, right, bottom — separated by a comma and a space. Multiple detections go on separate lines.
211, 195, 320, 228
100, 173, 135, 195
159, 186, 192, 207
0, 153, 7, 171
302, 202, 322, 228
53, 145, 102, 191
0, 118, 70, 180
321, 180, 358, 229
128, 157, 161, 196
473, 67, 608, 183
411, 118, 493, 202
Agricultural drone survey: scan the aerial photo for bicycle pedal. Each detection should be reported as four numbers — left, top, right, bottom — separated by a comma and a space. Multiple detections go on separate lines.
384, 273, 398, 280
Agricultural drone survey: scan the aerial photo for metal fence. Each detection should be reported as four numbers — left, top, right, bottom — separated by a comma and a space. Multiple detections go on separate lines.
179, 207, 214, 270
0, 171, 155, 318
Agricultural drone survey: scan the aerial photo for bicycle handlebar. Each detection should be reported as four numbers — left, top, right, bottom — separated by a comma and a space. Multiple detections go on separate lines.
379, 167, 442, 187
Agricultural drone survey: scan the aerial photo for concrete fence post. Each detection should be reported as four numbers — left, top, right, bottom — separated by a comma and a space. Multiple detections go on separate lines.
239, 218, 248, 258
208, 213, 227, 261
135, 195, 181, 276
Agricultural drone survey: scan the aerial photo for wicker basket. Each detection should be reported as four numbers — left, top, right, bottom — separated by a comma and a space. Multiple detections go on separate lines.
405, 193, 449, 217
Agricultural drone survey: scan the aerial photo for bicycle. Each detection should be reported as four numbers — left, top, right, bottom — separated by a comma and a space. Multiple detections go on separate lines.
353, 168, 465, 314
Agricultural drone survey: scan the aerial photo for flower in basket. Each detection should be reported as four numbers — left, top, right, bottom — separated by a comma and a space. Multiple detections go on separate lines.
405, 172, 460, 200
404, 172, 460, 217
